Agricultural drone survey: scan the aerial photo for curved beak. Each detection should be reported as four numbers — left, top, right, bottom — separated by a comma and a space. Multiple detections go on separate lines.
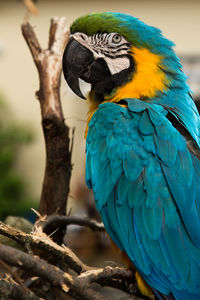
62, 37, 112, 100
62, 38, 94, 99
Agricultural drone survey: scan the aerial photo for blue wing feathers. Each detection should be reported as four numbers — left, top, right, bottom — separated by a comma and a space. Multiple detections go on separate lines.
154, 134, 177, 165
101, 204, 124, 250
128, 175, 145, 209
162, 225, 190, 283
86, 99, 200, 299
139, 110, 155, 135
117, 174, 129, 205
142, 200, 163, 240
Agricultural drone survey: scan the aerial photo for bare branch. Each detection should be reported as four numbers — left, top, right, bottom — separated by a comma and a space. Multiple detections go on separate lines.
0, 244, 73, 289
21, 19, 71, 219
0, 244, 109, 300
78, 266, 133, 285
0, 275, 41, 300
22, 0, 39, 16
0, 221, 89, 274
48, 17, 69, 53
21, 22, 42, 70
0, 220, 149, 299
77, 267, 148, 300
0, 258, 30, 293
40, 215, 105, 235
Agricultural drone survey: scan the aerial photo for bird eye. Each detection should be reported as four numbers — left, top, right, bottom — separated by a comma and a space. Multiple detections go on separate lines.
112, 34, 122, 44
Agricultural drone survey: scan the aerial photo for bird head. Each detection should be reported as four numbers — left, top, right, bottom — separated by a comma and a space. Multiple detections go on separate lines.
63, 12, 185, 104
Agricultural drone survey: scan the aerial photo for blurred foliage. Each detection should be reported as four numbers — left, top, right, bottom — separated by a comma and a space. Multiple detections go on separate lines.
0, 93, 36, 220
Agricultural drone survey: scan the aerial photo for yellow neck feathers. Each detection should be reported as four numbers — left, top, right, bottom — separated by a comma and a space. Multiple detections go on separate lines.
107, 46, 168, 102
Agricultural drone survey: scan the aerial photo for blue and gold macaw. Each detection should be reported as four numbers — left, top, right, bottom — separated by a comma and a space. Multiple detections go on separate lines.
62, 12, 200, 300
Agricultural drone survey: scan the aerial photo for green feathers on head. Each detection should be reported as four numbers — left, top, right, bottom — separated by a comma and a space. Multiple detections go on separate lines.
71, 12, 124, 36
70, 12, 174, 54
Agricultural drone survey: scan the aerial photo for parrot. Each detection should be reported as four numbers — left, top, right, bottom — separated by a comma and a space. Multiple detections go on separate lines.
62, 12, 200, 300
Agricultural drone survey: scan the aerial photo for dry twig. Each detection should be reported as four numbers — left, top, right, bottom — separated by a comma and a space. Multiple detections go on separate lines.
39, 215, 105, 236
0, 221, 89, 274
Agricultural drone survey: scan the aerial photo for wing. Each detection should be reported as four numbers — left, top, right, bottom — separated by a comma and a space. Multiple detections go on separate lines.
86, 99, 200, 298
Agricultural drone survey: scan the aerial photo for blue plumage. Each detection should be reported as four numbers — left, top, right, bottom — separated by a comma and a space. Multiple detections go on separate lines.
86, 98, 200, 299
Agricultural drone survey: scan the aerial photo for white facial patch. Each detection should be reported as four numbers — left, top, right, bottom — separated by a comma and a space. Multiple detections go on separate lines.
104, 56, 130, 75
72, 32, 131, 75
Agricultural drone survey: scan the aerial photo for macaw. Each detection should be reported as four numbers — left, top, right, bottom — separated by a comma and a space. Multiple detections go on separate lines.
62, 12, 200, 300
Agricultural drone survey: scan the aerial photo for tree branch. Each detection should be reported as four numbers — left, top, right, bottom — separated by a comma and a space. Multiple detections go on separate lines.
21, 18, 71, 220
40, 215, 105, 236
0, 258, 30, 293
0, 221, 149, 299
21, 22, 42, 70
0, 221, 89, 274
0, 275, 41, 300
0, 244, 130, 300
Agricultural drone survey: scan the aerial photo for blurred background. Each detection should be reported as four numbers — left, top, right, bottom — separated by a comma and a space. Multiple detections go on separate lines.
0, 0, 200, 293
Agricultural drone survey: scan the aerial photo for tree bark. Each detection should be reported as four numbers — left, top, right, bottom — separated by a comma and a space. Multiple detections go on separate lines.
21, 18, 71, 217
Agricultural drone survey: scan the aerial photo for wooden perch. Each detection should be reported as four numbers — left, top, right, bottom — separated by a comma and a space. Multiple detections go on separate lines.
21, 18, 71, 217
0, 221, 89, 274
0, 221, 145, 300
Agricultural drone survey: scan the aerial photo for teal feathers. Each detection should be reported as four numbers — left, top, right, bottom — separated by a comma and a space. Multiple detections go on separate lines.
86, 99, 200, 299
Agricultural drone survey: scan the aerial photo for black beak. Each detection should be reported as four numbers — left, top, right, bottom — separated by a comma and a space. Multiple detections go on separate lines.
62, 38, 111, 100
62, 38, 93, 99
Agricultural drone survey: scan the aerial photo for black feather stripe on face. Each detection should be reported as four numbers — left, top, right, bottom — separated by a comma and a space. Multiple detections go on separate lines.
91, 55, 135, 102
